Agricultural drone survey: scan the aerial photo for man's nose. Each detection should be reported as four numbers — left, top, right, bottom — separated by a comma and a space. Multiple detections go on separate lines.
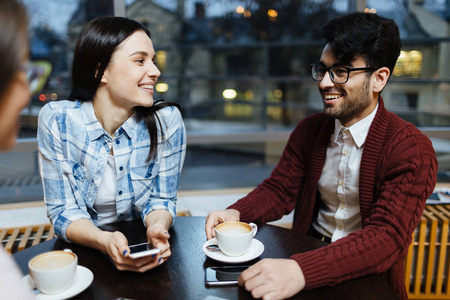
319, 70, 335, 89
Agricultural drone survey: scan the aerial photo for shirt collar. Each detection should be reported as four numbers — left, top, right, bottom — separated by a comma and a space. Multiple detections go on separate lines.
82, 101, 106, 141
81, 101, 139, 141
334, 103, 379, 148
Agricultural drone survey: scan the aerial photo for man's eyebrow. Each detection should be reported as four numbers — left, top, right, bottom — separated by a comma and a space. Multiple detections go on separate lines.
129, 51, 149, 57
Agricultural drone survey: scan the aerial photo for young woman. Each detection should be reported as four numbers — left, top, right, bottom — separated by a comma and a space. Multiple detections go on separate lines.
0, 0, 47, 298
38, 17, 186, 272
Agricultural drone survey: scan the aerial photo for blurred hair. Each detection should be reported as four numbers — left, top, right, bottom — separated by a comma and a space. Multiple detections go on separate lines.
0, 0, 28, 99
321, 12, 401, 75
69, 17, 180, 160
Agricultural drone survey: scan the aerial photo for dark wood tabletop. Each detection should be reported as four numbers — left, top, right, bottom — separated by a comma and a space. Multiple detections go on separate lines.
13, 217, 398, 300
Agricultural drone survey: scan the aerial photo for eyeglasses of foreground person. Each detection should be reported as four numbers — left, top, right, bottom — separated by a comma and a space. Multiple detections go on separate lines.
311, 63, 379, 84
21, 61, 51, 94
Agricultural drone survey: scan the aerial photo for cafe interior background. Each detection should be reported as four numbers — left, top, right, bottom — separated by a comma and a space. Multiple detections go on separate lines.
0, 0, 449, 222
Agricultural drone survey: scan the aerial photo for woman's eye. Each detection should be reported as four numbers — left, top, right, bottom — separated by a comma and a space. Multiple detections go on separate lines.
136, 59, 145, 64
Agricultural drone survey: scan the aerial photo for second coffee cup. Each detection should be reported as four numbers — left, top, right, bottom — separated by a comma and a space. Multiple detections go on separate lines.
28, 249, 78, 295
215, 221, 258, 257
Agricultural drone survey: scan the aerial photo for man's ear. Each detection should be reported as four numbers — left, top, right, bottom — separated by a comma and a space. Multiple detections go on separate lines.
373, 67, 390, 93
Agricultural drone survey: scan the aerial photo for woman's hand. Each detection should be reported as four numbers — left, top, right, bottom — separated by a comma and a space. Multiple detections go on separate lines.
66, 219, 161, 272
144, 209, 173, 265
205, 209, 240, 240
146, 224, 171, 265
103, 230, 161, 272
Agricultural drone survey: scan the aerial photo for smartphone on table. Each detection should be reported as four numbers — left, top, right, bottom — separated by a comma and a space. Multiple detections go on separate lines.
128, 242, 160, 259
205, 266, 249, 286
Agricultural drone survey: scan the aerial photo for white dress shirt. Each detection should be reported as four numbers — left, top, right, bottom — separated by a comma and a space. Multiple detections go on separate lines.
313, 104, 378, 242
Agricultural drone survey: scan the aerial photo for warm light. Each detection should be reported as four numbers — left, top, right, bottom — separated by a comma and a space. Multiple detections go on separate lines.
393, 50, 423, 78
243, 10, 251, 18
39, 94, 46, 101
267, 9, 278, 18
156, 83, 169, 93
245, 90, 254, 100
156, 51, 167, 72
274, 89, 283, 98
236, 6, 244, 14
410, 50, 422, 58
223, 89, 237, 99
50, 93, 57, 101
364, 8, 377, 13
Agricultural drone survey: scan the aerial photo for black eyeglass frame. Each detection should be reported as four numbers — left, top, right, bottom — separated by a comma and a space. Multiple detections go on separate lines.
310, 63, 379, 84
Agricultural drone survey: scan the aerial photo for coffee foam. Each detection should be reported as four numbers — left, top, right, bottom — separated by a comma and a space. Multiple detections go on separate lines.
217, 223, 251, 235
30, 252, 75, 271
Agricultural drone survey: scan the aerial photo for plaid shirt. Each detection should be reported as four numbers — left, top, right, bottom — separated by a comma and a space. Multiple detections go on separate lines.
37, 100, 186, 241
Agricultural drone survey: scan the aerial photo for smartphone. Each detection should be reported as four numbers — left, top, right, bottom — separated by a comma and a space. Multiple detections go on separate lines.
205, 266, 249, 286
128, 242, 160, 259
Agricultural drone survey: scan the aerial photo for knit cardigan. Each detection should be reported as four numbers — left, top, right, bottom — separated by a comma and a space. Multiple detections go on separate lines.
229, 98, 438, 299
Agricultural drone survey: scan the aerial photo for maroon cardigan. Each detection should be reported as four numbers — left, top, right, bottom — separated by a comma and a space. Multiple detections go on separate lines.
229, 98, 438, 299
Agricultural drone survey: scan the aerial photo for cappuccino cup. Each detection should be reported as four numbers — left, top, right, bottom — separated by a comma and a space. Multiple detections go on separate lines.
28, 249, 77, 295
215, 222, 258, 257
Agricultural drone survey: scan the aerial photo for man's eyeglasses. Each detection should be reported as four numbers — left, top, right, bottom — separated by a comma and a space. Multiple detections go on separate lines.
21, 61, 52, 94
311, 64, 379, 84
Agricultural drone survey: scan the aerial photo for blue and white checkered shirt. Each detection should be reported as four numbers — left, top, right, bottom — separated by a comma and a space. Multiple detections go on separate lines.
37, 100, 186, 241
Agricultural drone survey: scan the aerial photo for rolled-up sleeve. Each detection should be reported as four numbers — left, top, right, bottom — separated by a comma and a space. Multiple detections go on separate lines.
37, 104, 91, 241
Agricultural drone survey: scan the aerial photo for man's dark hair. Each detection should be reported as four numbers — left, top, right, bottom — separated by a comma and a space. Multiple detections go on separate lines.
321, 12, 402, 75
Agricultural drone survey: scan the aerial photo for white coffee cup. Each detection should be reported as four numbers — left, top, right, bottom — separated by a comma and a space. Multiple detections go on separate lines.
28, 249, 78, 295
215, 222, 258, 257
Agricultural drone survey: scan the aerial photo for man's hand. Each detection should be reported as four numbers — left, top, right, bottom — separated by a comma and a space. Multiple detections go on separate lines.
238, 258, 305, 300
205, 209, 240, 240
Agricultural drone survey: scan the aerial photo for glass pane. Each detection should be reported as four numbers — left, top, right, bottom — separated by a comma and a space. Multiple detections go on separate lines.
0, 0, 115, 205
124, 0, 449, 186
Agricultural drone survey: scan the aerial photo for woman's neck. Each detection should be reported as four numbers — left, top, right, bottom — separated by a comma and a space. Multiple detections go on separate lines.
92, 94, 133, 137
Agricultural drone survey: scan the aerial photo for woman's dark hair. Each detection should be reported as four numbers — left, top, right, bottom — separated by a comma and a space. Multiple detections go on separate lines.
321, 12, 402, 75
0, 0, 28, 99
69, 16, 180, 161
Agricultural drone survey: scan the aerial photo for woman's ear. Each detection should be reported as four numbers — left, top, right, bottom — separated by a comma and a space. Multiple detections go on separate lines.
373, 67, 390, 93
100, 73, 107, 84
95, 63, 107, 83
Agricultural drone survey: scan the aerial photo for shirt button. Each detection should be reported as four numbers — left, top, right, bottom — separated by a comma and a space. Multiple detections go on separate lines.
338, 226, 343, 230
340, 204, 345, 209
119, 166, 124, 171
338, 180, 343, 186
116, 140, 120, 145
118, 191, 123, 195
343, 149, 349, 155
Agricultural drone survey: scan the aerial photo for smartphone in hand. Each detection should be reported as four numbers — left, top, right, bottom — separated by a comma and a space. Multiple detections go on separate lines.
128, 242, 160, 259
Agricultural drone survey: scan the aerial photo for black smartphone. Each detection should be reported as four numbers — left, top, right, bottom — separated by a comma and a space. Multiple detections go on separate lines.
205, 266, 249, 286
128, 242, 160, 259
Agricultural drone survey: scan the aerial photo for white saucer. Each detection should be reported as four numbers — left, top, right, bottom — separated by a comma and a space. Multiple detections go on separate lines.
203, 238, 264, 263
23, 265, 94, 300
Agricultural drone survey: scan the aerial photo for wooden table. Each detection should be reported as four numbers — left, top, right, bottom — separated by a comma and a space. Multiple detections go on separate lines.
13, 217, 398, 299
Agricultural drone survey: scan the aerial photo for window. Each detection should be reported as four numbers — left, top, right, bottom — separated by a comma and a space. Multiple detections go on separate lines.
1, 0, 449, 205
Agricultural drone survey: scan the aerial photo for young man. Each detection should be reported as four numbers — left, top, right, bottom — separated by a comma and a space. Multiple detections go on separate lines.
205, 12, 438, 300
